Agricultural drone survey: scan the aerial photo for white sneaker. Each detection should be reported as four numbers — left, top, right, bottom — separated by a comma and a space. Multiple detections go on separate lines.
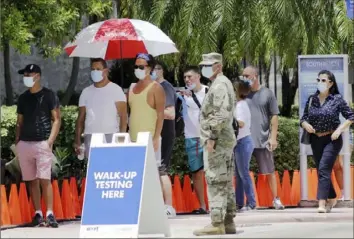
165, 205, 176, 218
273, 198, 285, 210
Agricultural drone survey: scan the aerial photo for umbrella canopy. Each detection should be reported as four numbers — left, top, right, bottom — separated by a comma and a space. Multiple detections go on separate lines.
64, 18, 178, 60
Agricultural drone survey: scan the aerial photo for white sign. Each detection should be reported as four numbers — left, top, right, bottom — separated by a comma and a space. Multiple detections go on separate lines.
80, 132, 170, 238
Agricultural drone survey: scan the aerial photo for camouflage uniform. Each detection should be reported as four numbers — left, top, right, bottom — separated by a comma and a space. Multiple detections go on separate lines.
193, 53, 237, 236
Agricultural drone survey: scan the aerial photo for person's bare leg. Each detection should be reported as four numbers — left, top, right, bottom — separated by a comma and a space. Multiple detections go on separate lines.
160, 175, 173, 206
30, 179, 41, 211
267, 173, 277, 198
40, 179, 53, 212
192, 170, 206, 209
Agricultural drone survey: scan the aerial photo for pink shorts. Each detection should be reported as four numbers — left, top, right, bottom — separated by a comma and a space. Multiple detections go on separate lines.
16, 141, 53, 181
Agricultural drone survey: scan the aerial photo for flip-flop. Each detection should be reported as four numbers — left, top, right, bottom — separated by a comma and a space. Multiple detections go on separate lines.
192, 208, 208, 214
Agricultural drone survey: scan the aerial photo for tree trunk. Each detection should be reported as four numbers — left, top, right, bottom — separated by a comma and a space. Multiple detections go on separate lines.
281, 66, 298, 117
264, 62, 271, 88
3, 41, 14, 105
61, 57, 80, 106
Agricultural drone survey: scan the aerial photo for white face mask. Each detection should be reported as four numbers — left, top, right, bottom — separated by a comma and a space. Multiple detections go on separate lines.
187, 83, 196, 90
151, 71, 157, 81
91, 70, 103, 83
135, 69, 146, 80
201, 66, 214, 78
317, 82, 328, 93
23, 77, 35, 88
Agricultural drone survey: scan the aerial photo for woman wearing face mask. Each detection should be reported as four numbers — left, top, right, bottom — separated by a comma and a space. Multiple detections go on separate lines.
233, 79, 256, 212
300, 70, 354, 213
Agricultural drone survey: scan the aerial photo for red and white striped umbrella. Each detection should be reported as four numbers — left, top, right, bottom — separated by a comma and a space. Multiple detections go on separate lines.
64, 18, 178, 60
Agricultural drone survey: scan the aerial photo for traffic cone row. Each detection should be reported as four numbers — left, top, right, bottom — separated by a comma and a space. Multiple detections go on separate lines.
1, 167, 354, 225
0, 177, 86, 226
171, 167, 354, 213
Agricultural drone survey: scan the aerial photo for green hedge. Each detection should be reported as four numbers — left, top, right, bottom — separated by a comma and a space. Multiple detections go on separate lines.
1, 105, 353, 179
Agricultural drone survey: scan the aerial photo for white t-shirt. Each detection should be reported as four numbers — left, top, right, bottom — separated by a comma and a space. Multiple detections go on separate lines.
234, 100, 251, 140
79, 82, 126, 134
184, 85, 208, 138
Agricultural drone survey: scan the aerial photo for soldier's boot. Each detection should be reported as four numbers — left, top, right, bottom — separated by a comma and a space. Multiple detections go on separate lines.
224, 215, 236, 234
193, 223, 225, 236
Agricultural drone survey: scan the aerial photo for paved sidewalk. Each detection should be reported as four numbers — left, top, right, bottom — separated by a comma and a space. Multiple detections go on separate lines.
1, 208, 353, 238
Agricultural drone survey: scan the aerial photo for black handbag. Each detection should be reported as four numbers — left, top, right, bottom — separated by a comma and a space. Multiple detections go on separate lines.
301, 97, 313, 145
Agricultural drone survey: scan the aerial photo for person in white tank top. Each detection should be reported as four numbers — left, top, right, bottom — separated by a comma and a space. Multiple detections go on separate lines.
233, 80, 256, 211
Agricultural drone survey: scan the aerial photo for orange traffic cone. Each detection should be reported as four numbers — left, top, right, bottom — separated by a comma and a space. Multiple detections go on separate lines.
61, 179, 75, 219
19, 183, 31, 223
79, 177, 86, 212
281, 170, 291, 206
8, 184, 23, 225
290, 170, 301, 206
173, 175, 186, 213
182, 175, 193, 213
70, 177, 81, 217
52, 180, 64, 220
1, 185, 11, 226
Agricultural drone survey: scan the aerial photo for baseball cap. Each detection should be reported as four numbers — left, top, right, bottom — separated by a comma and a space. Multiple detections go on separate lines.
18, 64, 41, 75
199, 52, 223, 66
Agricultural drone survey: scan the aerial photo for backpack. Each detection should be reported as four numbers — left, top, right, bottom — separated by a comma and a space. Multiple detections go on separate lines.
175, 87, 209, 137
175, 95, 185, 137
232, 118, 239, 138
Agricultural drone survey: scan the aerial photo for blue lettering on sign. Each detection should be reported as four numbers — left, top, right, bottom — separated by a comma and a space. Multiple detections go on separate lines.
82, 146, 146, 226
300, 58, 344, 72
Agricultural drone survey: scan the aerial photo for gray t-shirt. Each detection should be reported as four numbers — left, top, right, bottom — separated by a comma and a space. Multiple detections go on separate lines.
246, 87, 279, 148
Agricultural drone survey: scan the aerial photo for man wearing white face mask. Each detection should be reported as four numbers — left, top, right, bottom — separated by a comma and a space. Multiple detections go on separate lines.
182, 66, 208, 214
194, 53, 237, 236
74, 58, 127, 158
16, 64, 61, 228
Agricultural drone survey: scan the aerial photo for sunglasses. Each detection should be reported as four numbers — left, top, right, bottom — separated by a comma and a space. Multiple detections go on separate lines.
134, 65, 148, 70
316, 78, 329, 83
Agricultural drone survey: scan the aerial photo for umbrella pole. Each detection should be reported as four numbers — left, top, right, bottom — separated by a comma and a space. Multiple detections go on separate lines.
120, 39, 124, 87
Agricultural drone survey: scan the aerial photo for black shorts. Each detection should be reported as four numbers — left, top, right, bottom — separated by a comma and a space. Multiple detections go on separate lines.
159, 120, 175, 176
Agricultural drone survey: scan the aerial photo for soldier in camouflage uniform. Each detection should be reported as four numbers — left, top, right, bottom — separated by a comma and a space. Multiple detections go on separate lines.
193, 53, 237, 236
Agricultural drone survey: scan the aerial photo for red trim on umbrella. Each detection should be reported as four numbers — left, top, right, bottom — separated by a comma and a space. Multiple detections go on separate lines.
95, 18, 139, 42
104, 40, 148, 60
65, 45, 77, 56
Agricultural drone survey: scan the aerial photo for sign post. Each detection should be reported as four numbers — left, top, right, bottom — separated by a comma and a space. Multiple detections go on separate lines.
298, 55, 351, 201
80, 132, 170, 238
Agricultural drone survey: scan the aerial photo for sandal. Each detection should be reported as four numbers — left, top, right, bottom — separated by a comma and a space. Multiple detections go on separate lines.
192, 208, 208, 214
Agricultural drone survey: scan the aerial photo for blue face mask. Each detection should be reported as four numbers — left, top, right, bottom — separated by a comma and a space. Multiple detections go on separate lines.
151, 71, 157, 81
187, 83, 196, 90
